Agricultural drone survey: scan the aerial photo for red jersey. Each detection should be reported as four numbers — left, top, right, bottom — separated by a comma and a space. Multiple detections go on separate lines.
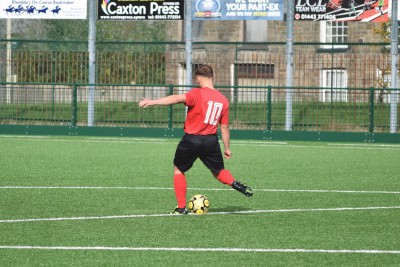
184, 87, 229, 135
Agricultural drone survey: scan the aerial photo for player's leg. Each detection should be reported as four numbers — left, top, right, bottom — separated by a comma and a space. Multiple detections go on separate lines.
171, 166, 189, 214
212, 169, 253, 197
199, 135, 253, 197
171, 134, 199, 214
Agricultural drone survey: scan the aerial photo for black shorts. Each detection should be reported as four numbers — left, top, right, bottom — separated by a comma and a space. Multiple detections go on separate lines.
173, 134, 224, 175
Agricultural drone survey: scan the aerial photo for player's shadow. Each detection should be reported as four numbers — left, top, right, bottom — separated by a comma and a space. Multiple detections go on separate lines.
211, 206, 251, 213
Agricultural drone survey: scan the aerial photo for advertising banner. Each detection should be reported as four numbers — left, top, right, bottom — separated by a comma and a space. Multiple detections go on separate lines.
98, 0, 184, 20
0, 0, 87, 19
192, 0, 284, 21
294, 0, 389, 22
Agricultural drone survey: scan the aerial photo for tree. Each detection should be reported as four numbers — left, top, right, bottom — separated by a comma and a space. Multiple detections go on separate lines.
373, 20, 399, 103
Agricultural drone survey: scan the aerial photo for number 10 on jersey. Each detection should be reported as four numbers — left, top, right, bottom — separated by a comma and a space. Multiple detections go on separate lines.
204, 101, 223, 125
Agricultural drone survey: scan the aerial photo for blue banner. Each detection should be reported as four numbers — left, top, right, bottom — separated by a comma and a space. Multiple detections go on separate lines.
193, 0, 284, 20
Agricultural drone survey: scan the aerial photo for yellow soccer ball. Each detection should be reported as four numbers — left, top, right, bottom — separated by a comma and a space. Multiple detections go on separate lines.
188, 194, 210, 214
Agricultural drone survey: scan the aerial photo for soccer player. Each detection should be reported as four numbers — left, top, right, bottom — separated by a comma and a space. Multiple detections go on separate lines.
139, 64, 253, 214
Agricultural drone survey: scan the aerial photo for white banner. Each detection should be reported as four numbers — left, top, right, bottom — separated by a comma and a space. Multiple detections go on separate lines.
0, 0, 87, 19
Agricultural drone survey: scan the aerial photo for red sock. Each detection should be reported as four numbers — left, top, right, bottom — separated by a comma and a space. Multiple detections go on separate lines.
217, 169, 235, 186
173, 173, 187, 208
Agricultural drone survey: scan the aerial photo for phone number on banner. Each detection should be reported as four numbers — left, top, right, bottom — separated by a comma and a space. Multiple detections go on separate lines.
297, 14, 336, 20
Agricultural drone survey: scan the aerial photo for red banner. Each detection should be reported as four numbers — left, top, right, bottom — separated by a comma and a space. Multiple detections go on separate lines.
294, 0, 389, 22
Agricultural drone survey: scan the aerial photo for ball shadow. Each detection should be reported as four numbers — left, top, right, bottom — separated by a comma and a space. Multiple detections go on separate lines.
211, 206, 252, 213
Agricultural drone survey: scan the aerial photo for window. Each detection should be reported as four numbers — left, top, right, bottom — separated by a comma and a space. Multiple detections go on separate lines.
236, 63, 274, 79
320, 21, 348, 49
320, 69, 348, 102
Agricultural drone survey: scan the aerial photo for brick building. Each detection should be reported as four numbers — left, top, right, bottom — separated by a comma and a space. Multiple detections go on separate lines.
164, 17, 391, 103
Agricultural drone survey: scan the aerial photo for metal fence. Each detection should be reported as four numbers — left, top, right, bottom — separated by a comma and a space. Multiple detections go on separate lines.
0, 40, 399, 134
0, 82, 398, 134
1, 8, 399, 140
0, 41, 396, 87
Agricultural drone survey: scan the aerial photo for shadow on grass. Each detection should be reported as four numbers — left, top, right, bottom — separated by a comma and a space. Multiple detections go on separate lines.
210, 206, 252, 213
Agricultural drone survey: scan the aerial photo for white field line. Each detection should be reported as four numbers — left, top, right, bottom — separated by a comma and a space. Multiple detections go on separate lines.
256, 188, 400, 194
327, 143, 400, 148
0, 135, 165, 142
0, 186, 176, 190
2, 135, 400, 149
0, 135, 50, 139
1, 186, 400, 195
1, 206, 400, 224
0, 136, 168, 145
0, 245, 399, 255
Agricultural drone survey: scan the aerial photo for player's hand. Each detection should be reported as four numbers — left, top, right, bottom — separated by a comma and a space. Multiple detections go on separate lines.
224, 149, 232, 159
139, 98, 153, 108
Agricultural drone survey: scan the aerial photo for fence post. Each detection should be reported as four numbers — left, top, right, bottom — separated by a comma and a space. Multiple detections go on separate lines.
168, 84, 173, 129
368, 87, 374, 134
71, 84, 78, 127
52, 85, 55, 120
390, 0, 398, 134
233, 85, 238, 120
234, 47, 239, 120
267, 85, 272, 131
51, 51, 56, 120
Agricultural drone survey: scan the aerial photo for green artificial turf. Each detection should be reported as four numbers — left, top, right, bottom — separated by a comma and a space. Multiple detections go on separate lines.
0, 136, 399, 266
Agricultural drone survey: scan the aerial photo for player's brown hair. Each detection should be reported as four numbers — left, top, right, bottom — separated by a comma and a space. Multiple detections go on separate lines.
195, 64, 214, 78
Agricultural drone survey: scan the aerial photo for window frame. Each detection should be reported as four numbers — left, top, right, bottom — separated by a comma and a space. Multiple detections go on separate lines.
320, 21, 348, 50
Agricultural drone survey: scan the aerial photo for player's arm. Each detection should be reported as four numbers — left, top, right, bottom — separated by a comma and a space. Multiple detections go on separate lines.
220, 123, 232, 159
139, 94, 186, 108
